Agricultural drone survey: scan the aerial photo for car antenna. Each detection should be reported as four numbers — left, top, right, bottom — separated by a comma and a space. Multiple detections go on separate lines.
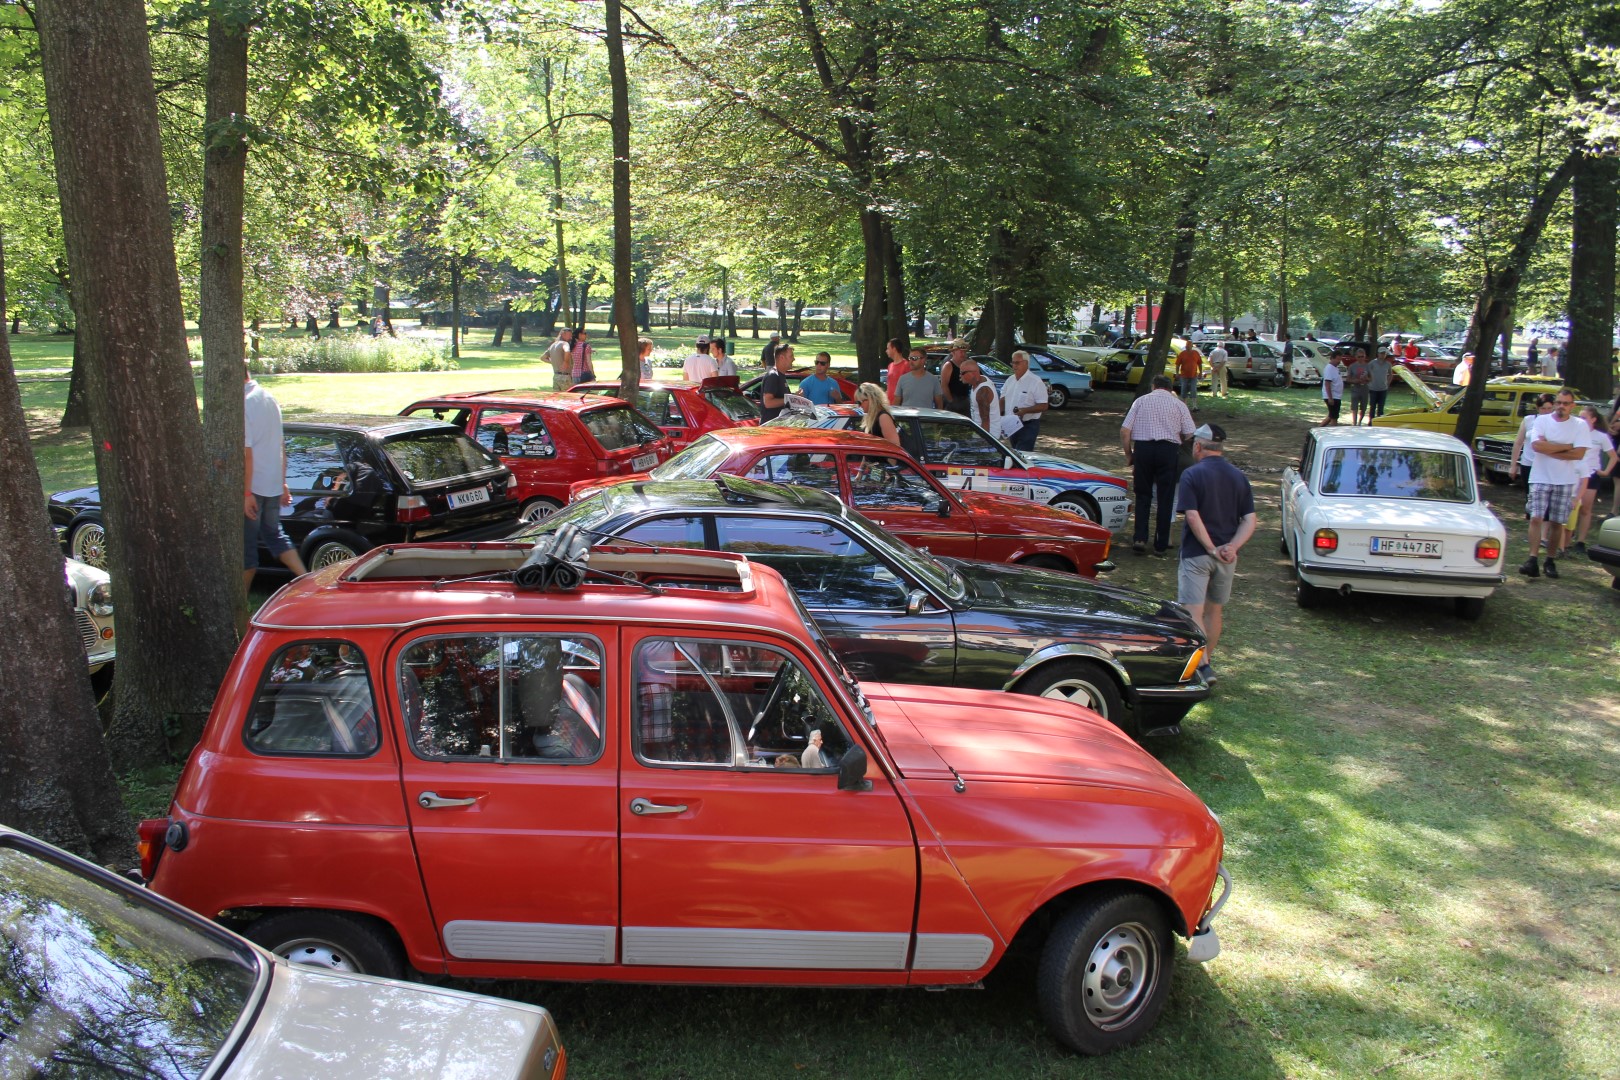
948, 764, 967, 793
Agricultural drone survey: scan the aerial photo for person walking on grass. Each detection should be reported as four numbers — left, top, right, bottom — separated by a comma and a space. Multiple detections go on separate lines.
1570, 405, 1616, 557
1367, 348, 1393, 419
244, 366, 307, 590
1320, 351, 1346, 426
1120, 375, 1196, 556
1346, 349, 1371, 425
1176, 423, 1254, 686
1519, 389, 1593, 580
547, 326, 575, 391
1175, 341, 1203, 411
1208, 341, 1229, 398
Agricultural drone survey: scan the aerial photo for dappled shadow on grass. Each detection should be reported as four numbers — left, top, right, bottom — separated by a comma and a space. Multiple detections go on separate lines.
476, 951, 1283, 1079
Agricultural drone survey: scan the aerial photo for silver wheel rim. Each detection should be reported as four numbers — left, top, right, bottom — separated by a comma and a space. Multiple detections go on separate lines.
1039, 678, 1107, 715
520, 499, 560, 523
1081, 921, 1158, 1031
1050, 388, 1067, 408
274, 937, 359, 973
309, 542, 358, 569
1053, 498, 1097, 522
72, 524, 108, 570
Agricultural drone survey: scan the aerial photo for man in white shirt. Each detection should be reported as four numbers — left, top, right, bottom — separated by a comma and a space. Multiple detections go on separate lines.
243, 367, 307, 589
546, 327, 574, 391
1120, 375, 1197, 554
1207, 343, 1229, 397
999, 350, 1049, 452
1519, 388, 1593, 580
1319, 352, 1346, 426
683, 335, 718, 383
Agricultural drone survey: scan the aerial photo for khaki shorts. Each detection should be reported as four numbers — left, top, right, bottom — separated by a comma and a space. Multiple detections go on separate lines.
1178, 552, 1236, 607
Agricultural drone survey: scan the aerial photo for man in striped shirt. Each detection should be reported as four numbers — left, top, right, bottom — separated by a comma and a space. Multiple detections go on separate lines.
1120, 375, 1197, 554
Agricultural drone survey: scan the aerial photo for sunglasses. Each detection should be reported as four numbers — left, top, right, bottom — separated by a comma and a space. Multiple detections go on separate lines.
815, 360, 830, 366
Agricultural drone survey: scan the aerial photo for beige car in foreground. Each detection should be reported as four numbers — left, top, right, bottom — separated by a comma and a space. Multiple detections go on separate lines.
0, 825, 566, 1079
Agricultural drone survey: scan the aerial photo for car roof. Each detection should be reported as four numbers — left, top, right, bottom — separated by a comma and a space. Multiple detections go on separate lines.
253, 542, 811, 634
289, 414, 466, 438
409, 390, 622, 414
889, 406, 968, 420
702, 426, 915, 453
1311, 426, 1473, 452
596, 475, 850, 517
574, 380, 710, 392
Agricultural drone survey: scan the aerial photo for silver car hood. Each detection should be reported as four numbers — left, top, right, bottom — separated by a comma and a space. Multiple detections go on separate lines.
224, 961, 558, 1079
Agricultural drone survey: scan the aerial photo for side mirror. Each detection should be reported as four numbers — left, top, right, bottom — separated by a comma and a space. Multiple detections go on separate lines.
935, 498, 951, 518
838, 746, 873, 792
905, 589, 930, 616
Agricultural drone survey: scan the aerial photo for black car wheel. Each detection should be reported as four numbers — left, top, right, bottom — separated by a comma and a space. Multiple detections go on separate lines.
1019, 659, 1128, 731
1037, 890, 1173, 1055
1050, 493, 1100, 524
1271, 370, 1289, 387
245, 910, 404, 978
1019, 553, 1074, 573
302, 530, 369, 570
1295, 561, 1331, 609
70, 520, 109, 571
1454, 596, 1486, 620
1048, 384, 1070, 410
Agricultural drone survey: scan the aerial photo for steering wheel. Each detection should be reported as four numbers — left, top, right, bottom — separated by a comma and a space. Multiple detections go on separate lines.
747, 664, 794, 744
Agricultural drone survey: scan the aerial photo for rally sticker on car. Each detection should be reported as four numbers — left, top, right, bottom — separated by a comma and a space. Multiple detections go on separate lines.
448, 486, 491, 509
1370, 536, 1442, 557
633, 452, 659, 471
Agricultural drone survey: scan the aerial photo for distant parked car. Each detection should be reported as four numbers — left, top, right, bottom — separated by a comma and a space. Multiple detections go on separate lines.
402, 391, 673, 522
1, 824, 568, 1079
1191, 339, 1284, 387
1285, 340, 1333, 385
1011, 346, 1095, 407
571, 378, 761, 449
65, 557, 115, 705
49, 416, 520, 571
1369, 371, 1582, 438
1280, 426, 1506, 619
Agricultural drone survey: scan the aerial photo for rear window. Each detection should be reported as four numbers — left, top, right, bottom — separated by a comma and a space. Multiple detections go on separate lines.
581, 405, 665, 451
704, 387, 762, 422
0, 843, 260, 1079
1318, 447, 1474, 502
382, 429, 500, 484
651, 435, 733, 480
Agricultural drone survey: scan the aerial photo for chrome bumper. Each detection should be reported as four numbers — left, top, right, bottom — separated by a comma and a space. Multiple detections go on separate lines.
1188, 862, 1231, 963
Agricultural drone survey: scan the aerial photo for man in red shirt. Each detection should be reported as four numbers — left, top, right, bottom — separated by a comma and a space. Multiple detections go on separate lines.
1175, 342, 1204, 411
884, 337, 910, 404
1402, 339, 1419, 362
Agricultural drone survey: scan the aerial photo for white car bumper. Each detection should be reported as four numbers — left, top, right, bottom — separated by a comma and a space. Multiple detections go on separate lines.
1295, 559, 1504, 598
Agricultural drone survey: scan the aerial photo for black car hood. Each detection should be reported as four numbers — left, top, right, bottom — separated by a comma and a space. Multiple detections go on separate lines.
947, 557, 1197, 632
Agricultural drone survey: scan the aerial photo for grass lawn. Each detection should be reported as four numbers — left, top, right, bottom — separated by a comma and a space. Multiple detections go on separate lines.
14, 331, 1620, 1078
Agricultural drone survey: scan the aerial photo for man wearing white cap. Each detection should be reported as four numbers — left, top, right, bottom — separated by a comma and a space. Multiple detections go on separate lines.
683, 335, 717, 383
1175, 422, 1255, 685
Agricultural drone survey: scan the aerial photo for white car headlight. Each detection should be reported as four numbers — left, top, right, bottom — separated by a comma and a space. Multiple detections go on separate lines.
89, 582, 114, 617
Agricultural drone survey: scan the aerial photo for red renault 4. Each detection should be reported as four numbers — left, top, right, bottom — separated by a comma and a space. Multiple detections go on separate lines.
402, 391, 673, 522
142, 541, 1228, 1056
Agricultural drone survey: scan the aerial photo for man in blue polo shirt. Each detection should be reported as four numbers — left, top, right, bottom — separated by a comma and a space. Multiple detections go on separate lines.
1175, 423, 1255, 685
798, 352, 845, 405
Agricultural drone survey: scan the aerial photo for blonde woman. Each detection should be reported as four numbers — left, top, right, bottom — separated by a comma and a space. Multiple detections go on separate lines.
855, 382, 902, 446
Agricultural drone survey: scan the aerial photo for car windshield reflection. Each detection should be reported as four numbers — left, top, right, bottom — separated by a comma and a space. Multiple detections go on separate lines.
1317, 447, 1475, 502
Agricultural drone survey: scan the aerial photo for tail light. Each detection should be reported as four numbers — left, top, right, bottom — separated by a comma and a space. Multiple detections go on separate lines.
137, 818, 170, 881
598, 457, 623, 475
396, 494, 431, 522
1313, 528, 1338, 554
1246, 358, 1255, 371
1475, 537, 1502, 564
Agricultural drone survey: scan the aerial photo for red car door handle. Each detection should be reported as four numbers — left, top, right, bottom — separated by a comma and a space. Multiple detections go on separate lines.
629, 798, 687, 816
418, 792, 478, 809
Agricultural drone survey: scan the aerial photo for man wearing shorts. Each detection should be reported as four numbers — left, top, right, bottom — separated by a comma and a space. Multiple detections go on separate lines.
1175, 423, 1255, 684
1346, 349, 1371, 425
1519, 389, 1592, 580
244, 367, 307, 589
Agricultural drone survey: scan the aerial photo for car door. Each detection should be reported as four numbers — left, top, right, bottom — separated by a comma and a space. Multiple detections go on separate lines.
840, 452, 979, 560
471, 406, 567, 503
912, 419, 1024, 499
616, 630, 918, 975
709, 513, 957, 686
394, 626, 621, 969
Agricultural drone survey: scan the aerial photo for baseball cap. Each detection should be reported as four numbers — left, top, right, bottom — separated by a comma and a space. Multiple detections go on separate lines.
1193, 423, 1226, 443
696, 335, 710, 345
949, 338, 969, 350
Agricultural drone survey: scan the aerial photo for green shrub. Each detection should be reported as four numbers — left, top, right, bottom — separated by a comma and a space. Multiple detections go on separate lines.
200, 331, 458, 375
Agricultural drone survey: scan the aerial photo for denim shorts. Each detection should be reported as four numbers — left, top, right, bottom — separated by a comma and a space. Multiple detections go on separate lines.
246, 495, 296, 568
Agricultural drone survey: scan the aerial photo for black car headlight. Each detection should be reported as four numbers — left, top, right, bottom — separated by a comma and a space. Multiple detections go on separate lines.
89, 582, 114, 617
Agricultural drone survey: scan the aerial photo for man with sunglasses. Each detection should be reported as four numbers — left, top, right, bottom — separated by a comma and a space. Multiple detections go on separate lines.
798, 352, 844, 405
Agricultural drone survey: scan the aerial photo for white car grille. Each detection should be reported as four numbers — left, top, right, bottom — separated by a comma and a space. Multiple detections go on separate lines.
74, 609, 98, 655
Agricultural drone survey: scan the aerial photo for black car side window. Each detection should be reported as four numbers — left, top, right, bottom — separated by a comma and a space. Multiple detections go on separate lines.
714, 517, 909, 610
284, 435, 349, 493
916, 420, 1002, 467
618, 515, 708, 549
244, 641, 379, 757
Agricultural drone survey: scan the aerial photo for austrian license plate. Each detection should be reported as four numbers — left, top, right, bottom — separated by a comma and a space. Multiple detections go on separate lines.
632, 452, 658, 471
1370, 536, 1441, 558
447, 486, 490, 510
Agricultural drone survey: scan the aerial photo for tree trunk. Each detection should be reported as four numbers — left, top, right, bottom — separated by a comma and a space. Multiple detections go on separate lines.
856, 208, 887, 381
512, 309, 525, 344
62, 329, 91, 427
0, 233, 133, 862
969, 293, 995, 354
305, 314, 320, 338
1139, 182, 1202, 397
199, 10, 251, 631
605, 0, 640, 401
450, 259, 462, 358
373, 284, 393, 334
776, 298, 788, 338
1022, 300, 1049, 347
35, 0, 240, 768
492, 299, 511, 346
1454, 150, 1580, 444
791, 300, 804, 341
751, 309, 760, 339
881, 220, 907, 345
1566, 152, 1618, 398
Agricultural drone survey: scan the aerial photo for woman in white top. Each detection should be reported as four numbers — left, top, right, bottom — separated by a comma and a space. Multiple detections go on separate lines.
1571, 405, 1616, 555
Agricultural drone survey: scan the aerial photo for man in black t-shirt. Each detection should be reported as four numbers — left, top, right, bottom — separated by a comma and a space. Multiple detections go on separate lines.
760, 342, 793, 421
1175, 423, 1255, 686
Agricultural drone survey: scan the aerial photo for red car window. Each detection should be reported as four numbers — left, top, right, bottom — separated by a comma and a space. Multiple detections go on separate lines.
844, 454, 947, 512
475, 410, 557, 459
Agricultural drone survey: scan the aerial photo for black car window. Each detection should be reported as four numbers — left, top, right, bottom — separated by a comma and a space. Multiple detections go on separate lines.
845, 454, 945, 512
477, 409, 556, 458
284, 434, 349, 493
714, 516, 909, 610
0, 844, 259, 1079
403, 405, 471, 428
617, 515, 709, 548
743, 452, 841, 493
581, 405, 664, 451
632, 638, 849, 769
915, 420, 1003, 467
244, 641, 379, 757
704, 387, 762, 422
401, 634, 604, 763
383, 430, 501, 483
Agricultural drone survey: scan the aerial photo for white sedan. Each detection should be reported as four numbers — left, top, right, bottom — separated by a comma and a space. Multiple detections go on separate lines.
1280, 427, 1507, 619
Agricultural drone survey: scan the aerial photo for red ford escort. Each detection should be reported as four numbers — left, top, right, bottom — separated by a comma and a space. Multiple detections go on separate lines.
142, 541, 1227, 1055
572, 428, 1117, 576
402, 391, 673, 522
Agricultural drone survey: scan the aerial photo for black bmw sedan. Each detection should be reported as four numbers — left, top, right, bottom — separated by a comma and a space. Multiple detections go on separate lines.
513, 475, 1210, 738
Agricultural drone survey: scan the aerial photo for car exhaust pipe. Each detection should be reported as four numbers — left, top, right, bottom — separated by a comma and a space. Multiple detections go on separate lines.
1338, 583, 1353, 596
